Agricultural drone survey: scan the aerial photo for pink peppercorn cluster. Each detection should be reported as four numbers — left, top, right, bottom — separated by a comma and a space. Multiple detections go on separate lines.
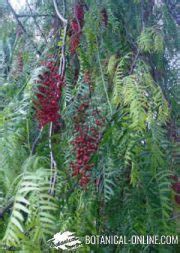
71, 102, 104, 187
70, 3, 84, 54
34, 60, 64, 128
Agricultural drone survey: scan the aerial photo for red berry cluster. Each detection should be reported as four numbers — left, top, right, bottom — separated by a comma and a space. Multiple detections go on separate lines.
75, 3, 84, 22
172, 176, 180, 204
34, 61, 64, 128
70, 3, 84, 54
71, 102, 104, 187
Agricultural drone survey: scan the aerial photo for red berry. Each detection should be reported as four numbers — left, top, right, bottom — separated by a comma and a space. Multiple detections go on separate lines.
71, 20, 79, 32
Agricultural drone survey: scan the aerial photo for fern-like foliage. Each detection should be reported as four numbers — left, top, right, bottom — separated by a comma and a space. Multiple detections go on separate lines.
138, 27, 164, 54
2, 157, 57, 249
0, 0, 178, 252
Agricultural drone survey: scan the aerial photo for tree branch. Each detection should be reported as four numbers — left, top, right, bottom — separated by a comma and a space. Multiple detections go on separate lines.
53, 0, 68, 76
26, 0, 48, 43
17, 14, 54, 18
96, 38, 113, 116
31, 127, 43, 154
6, 0, 41, 55
129, 49, 140, 75
53, 0, 67, 25
48, 122, 58, 196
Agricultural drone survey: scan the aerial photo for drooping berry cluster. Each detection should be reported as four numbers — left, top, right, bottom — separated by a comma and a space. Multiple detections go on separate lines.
34, 61, 64, 128
71, 101, 104, 187
172, 176, 180, 204
70, 3, 84, 54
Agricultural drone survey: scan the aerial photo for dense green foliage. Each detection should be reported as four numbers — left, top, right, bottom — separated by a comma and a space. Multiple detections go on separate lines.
0, 0, 179, 252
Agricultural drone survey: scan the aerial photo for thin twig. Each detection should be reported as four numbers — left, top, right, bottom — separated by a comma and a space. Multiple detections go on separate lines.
62, 0, 66, 17
53, 0, 68, 76
48, 122, 58, 196
129, 49, 140, 75
26, 0, 48, 43
31, 127, 43, 154
141, 0, 145, 30
53, 0, 67, 25
59, 24, 67, 76
96, 40, 113, 115
17, 14, 54, 18
48, 0, 68, 195
169, 213, 180, 221
6, 0, 41, 55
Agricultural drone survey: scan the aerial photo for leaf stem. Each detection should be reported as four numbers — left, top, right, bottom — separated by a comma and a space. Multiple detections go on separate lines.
96, 42, 112, 115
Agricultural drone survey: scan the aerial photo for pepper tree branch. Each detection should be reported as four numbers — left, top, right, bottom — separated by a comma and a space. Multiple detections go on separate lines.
6, 0, 41, 55
47, 0, 68, 195
53, 0, 68, 76
17, 14, 54, 18
53, 0, 68, 25
129, 49, 140, 75
59, 24, 67, 76
31, 127, 43, 154
96, 38, 113, 116
48, 122, 58, 196
26, 0, 48, 43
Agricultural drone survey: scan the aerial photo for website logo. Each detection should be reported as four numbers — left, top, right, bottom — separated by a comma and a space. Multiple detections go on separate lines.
48, 231, 82, 251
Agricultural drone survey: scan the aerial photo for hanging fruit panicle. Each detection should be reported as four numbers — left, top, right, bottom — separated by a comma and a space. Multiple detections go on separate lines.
70, 2, 84, 54
34, 60, 64, 128
74, 3, 85, 26
71, 96, 104, 187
